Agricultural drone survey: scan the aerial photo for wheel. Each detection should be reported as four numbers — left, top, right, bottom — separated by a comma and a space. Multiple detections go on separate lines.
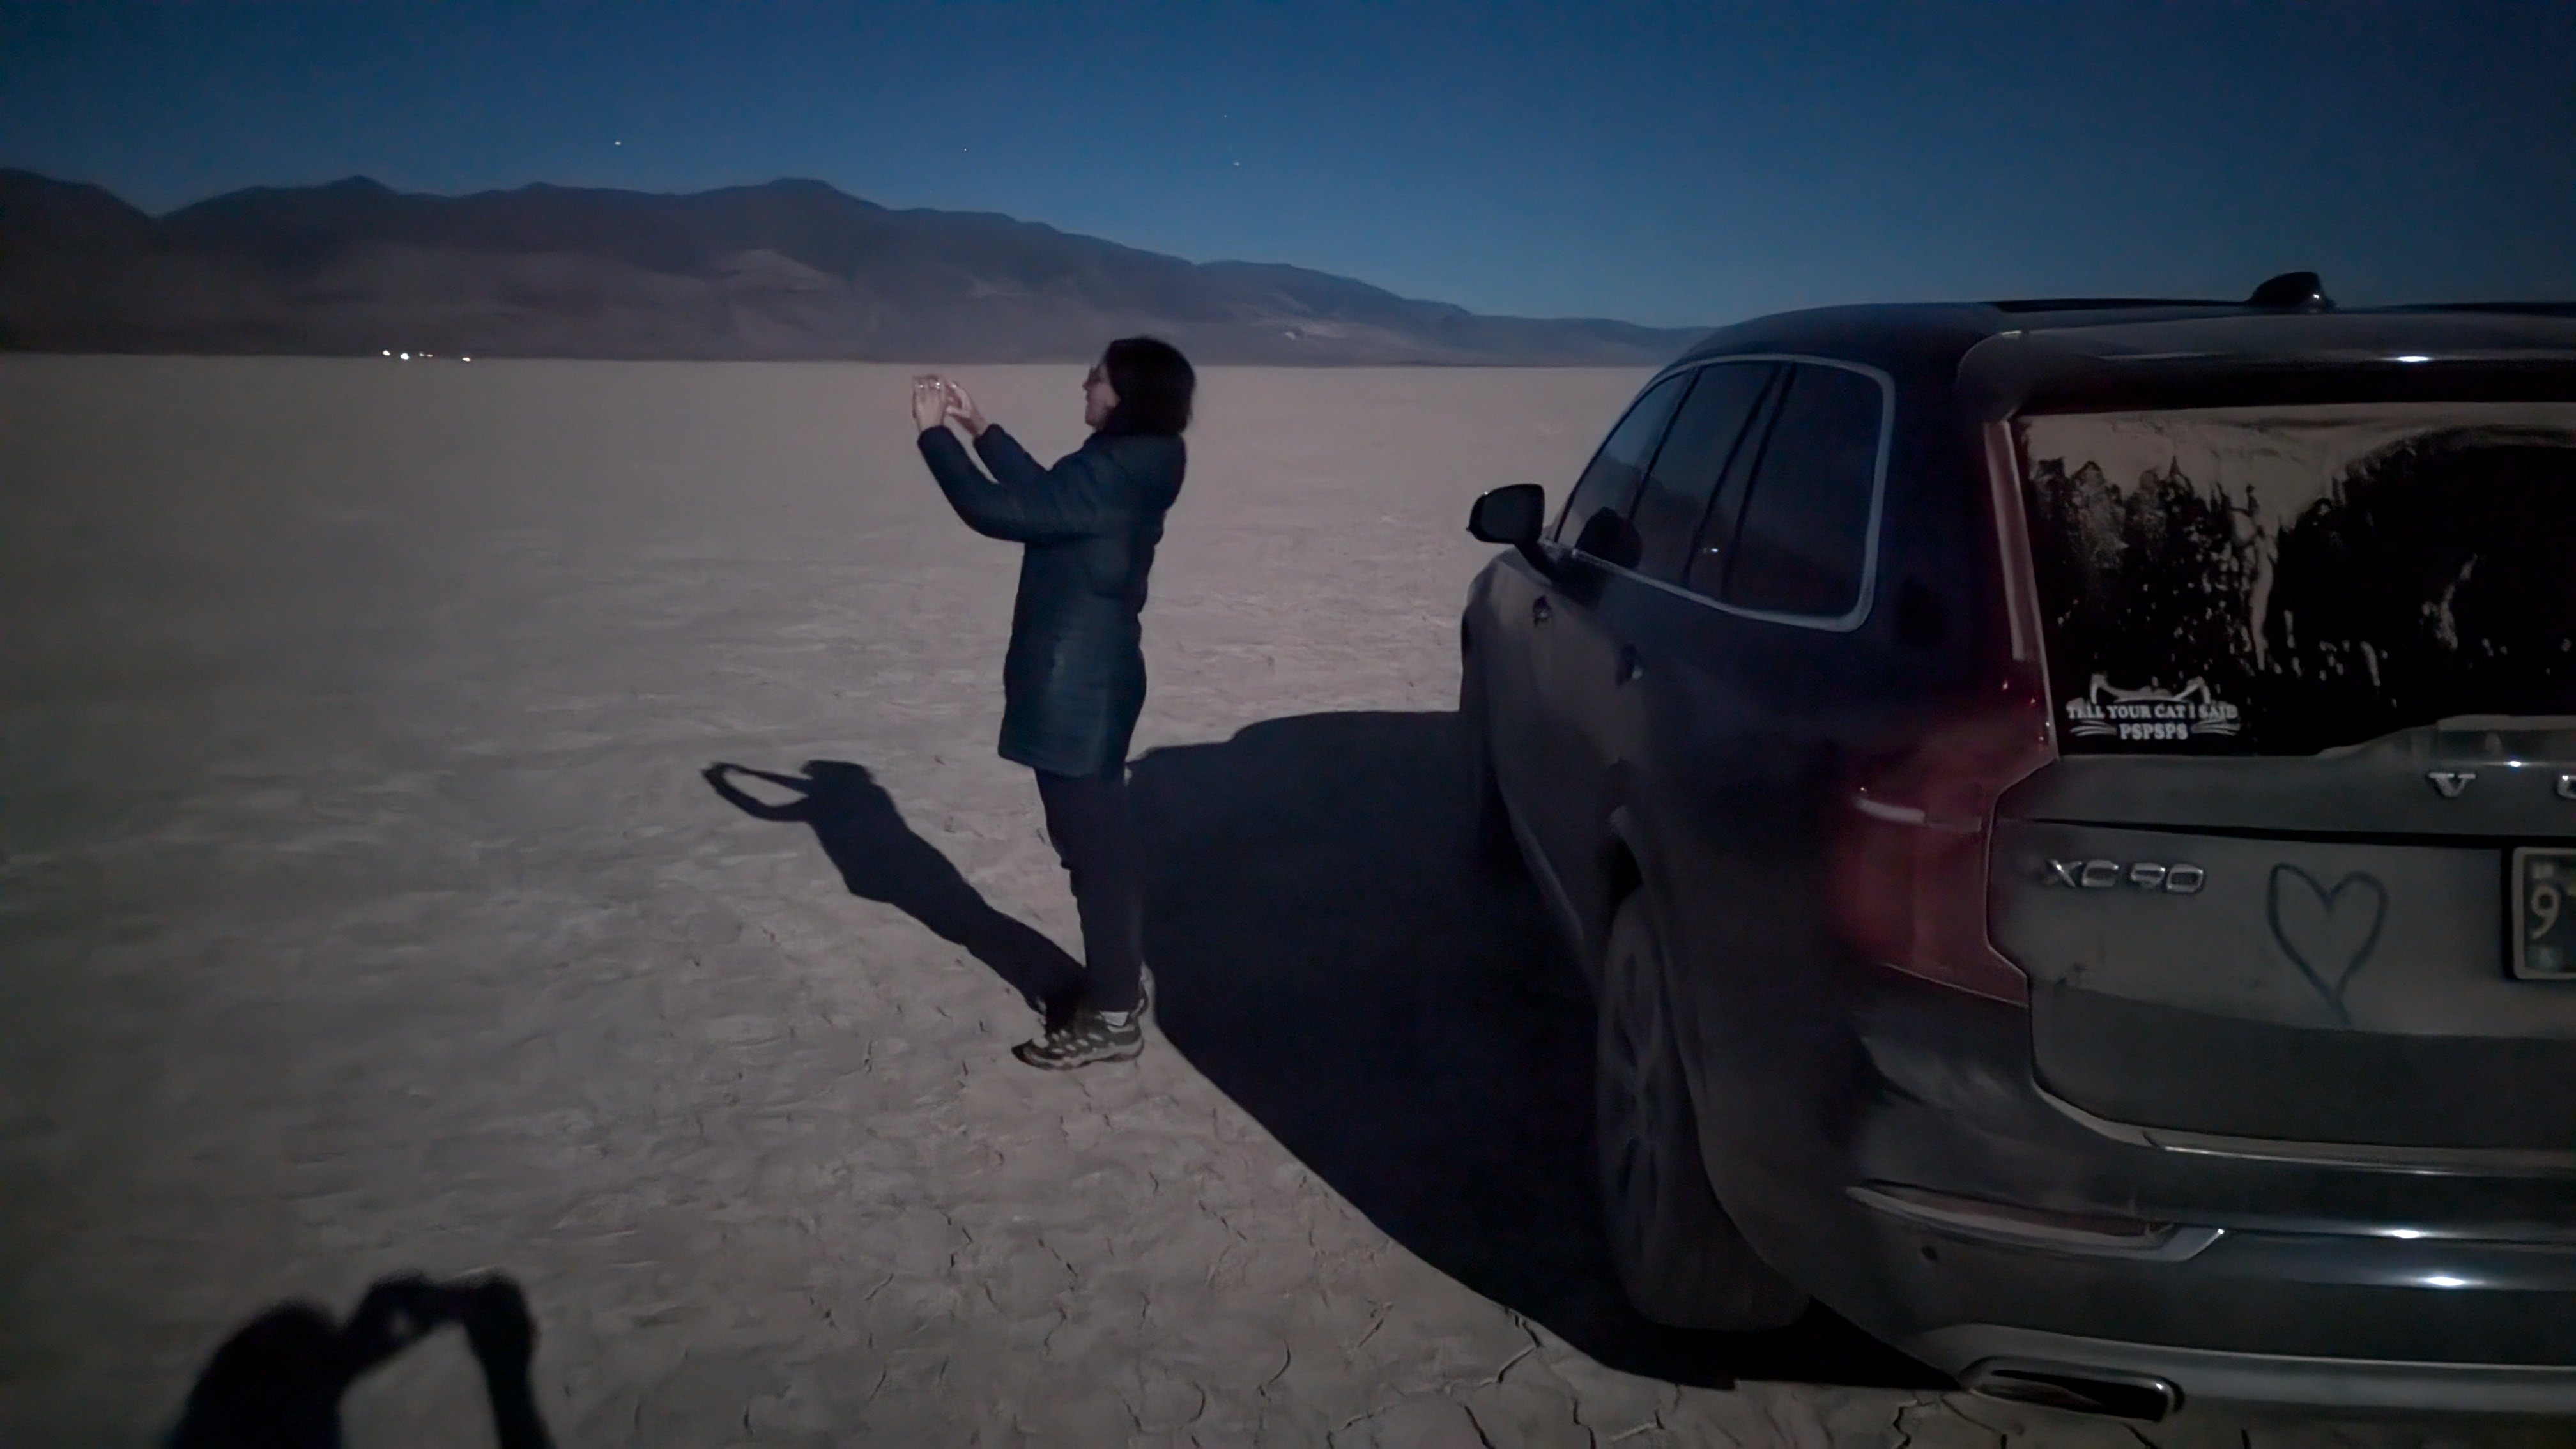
1459, 645, 1521, 873
1595, 890, 1811, 1331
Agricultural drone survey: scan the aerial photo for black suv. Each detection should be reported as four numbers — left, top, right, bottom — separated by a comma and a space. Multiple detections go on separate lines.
1459, 275, 2576, 1420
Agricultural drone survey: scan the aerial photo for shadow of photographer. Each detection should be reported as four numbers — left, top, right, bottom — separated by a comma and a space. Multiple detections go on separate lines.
169, 1272, 550, 1448
1125, 709, 1947, 1393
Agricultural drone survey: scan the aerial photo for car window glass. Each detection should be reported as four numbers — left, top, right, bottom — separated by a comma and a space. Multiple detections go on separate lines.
1721, 364, 1884, 616
1551, 373, 1690, 544
1631, 363, 1774, 583
2020, 402, 2576, 754
1683, 383, 1777, 597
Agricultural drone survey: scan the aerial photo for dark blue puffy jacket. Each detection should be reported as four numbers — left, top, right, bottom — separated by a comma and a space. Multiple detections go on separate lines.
916, 423, 1186, 777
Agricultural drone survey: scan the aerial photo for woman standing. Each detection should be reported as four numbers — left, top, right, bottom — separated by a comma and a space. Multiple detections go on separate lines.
909, 337, 1193, 1069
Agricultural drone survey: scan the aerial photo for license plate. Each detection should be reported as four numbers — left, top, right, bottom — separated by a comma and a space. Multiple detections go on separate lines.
2513, 848, 2576, 980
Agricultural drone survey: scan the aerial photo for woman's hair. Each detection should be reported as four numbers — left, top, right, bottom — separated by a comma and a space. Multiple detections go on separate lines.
1098, 336, 1195, 436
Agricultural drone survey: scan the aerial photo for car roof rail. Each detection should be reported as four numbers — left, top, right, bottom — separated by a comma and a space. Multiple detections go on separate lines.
1982, 273, 2339, 316
1983, 296, 2232, 314
2384, 300, 2576, 318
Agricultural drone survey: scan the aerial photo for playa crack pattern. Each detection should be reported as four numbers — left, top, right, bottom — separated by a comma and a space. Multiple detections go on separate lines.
0, 361, 2529, 1446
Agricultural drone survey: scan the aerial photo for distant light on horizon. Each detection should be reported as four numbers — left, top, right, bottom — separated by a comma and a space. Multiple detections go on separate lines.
2395, 355, 2432, 363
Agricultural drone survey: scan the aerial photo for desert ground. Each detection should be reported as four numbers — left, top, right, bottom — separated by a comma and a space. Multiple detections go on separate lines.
0, 357, 2557, 1446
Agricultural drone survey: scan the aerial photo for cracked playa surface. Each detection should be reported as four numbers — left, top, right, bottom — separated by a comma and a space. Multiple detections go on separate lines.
0, 358, 2559, 1446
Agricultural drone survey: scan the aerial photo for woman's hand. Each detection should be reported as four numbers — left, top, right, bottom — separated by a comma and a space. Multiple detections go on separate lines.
910, 374, 952, 431
942, 379, 990, 438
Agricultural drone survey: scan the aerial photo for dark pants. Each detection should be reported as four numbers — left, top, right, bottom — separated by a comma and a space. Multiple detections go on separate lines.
1034, 766, 1144, 1014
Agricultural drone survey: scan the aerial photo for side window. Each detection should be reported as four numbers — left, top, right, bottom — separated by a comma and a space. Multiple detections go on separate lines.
1717, 364, 1885, 617
1683, 390, 1777, 597
1551, 372, 1690, 544
1629, 363, 1775, 583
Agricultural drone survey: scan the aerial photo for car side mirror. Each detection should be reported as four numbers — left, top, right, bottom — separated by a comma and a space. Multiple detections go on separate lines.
1467, 484, 1551, 571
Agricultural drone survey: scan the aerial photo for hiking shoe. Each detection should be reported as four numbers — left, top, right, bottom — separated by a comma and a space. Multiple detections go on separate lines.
1012, 1008, 1142, 1070
1030, 968, 1149, 1034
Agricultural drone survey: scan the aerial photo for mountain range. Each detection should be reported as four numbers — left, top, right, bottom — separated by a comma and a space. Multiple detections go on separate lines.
0, 170, 1707, 365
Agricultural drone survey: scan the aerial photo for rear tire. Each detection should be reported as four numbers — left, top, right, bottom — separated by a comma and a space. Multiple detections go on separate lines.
1595, 890, 1811, 1331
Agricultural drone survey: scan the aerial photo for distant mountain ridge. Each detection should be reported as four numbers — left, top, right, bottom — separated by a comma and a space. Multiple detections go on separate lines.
0, 170, 1707, 365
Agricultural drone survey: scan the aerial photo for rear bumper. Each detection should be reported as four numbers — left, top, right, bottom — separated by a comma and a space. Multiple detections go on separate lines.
1777, 1176, 2576, 1408
1688, 963, 2576, 1411
1913, 1324, 2576, 1416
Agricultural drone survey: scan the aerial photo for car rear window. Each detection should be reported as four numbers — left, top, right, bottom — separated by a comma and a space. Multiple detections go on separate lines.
2016, 402, 2576, 755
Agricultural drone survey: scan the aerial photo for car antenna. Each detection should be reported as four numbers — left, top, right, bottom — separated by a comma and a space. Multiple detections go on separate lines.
2246, 271, 2333, 312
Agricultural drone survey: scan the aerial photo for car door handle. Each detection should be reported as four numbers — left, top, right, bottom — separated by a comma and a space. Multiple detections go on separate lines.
1617, 643, 1644, 684
1532, 596, 1553, 625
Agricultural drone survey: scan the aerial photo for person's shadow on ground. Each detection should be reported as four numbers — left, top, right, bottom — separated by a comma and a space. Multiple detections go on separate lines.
1124, 709, 1949, 1393
702, 761, 1085, 1024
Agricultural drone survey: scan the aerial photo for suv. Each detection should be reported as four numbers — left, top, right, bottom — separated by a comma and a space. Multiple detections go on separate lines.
1459, 274, 2576, 1420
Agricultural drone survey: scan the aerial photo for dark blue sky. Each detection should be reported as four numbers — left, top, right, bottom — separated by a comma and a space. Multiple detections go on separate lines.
5, 1, 2570, 327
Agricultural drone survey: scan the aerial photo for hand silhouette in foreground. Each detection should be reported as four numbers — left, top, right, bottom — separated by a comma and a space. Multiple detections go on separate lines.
169, 1271, 552, 1449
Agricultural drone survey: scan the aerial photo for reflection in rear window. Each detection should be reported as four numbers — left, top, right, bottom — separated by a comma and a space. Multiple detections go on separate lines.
2018, 404, 2576, 755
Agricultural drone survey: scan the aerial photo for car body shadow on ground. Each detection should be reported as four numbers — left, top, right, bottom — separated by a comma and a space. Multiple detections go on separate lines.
1127, 708, 1949, 1393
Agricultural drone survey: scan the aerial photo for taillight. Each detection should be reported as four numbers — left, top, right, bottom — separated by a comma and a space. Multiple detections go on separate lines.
1834, 420, 2058, 1003
1829, 670, 2056, 1003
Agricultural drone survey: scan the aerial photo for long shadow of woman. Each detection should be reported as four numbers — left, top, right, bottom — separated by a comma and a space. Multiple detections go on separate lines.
702, 761, 1085, 1025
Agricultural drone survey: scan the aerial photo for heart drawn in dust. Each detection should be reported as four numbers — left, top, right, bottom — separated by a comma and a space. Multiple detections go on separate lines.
2266, 864, 2388, 1025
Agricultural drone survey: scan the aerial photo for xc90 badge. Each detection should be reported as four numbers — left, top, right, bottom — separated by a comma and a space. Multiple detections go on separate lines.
2044, 859, 2207, 893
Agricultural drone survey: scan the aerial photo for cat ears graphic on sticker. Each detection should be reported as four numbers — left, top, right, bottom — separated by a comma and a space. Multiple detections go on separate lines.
168, 1271, 553, 1449
2087, 673, 2214, 706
